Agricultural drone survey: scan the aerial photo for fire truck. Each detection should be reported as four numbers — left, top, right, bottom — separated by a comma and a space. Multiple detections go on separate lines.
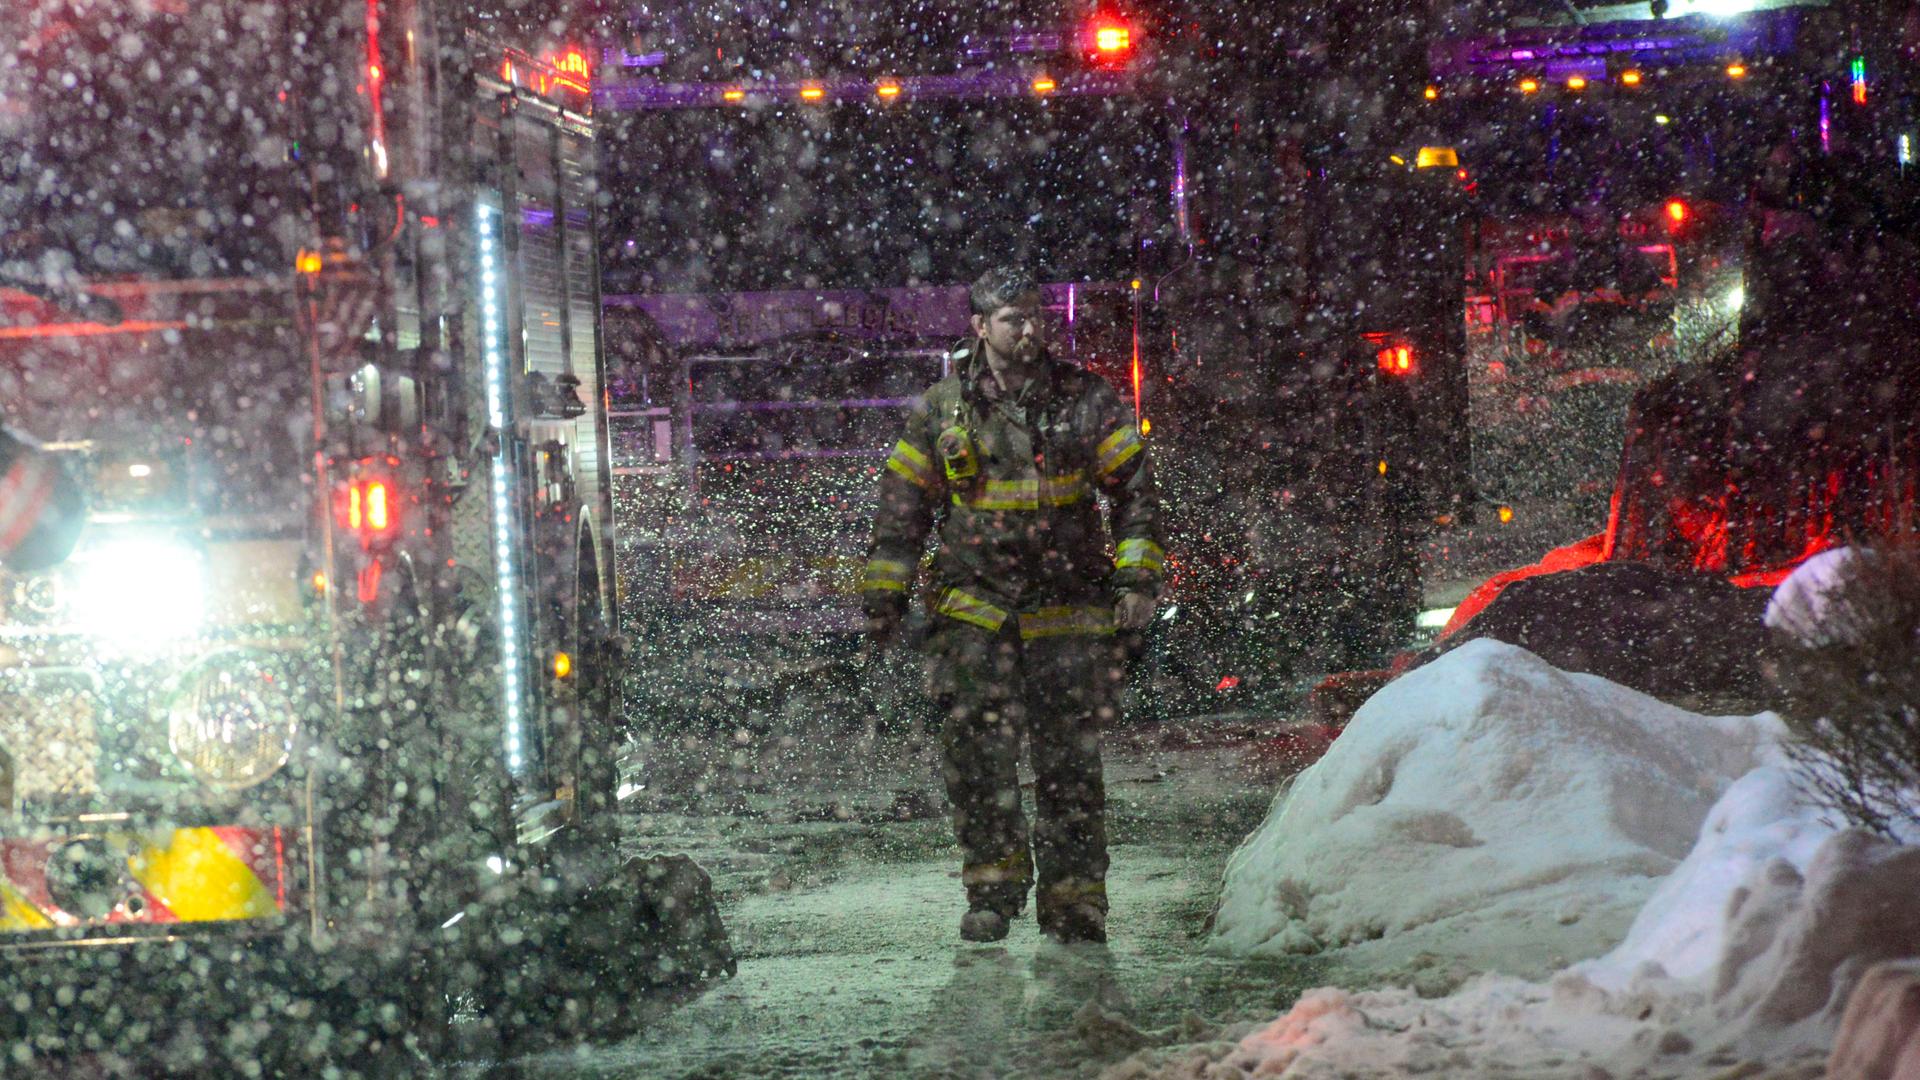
0, 1, 725, 1070
1407, 0, 1920, 652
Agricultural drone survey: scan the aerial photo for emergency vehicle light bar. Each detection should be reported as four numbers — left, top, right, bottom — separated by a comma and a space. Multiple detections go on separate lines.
1428, 7, 1805, 81
596, 68, 1135, 111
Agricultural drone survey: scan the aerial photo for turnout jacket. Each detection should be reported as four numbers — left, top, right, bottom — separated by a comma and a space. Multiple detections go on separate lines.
861, 344, 1164, 639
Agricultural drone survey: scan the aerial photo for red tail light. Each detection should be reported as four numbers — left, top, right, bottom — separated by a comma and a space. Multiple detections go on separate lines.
337, 470, 401, 548
1665, 199, 1689, 228
1377, 344, 1416, 376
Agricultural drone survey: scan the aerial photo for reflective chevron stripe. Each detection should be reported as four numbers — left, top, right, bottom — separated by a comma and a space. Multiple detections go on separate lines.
1094, 424, 1143, 480
861, 557, 913, 593
935, 588, 1011, 632
1018, 605, 1116, 640
1115, 538, 1166, 573
885, 439, 939, 489
0, 879, 51, 931
126, 827, 279, 923
0, 452, 57, 557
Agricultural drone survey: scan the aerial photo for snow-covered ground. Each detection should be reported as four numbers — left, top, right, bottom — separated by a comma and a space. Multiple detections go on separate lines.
1114, 634, 1920, 1079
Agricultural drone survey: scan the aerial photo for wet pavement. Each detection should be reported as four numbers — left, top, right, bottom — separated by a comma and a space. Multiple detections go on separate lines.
519, 712, 1326, 1078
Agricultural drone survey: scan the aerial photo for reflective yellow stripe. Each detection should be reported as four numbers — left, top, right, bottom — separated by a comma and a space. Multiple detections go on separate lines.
886, 440, 938, 489
951, 472, 1088, 511
0, 880, 52, 931
1115, 538, 1166, 573
1095, 424, 1143, 479
861, 557, 912, 593
1018, 605, 1116, 640
127, 827, 277, 923
961, 848, 1033, 887
935, 588, 1010, 632
1042, 878, 1108, 905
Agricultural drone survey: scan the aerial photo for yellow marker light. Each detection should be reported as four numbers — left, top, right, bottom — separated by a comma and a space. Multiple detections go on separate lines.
1140, 417, 1152, 437
1389, 154, 1407, 166
1424, 85, 1439, 100
1415, 146, 1459, 169
1655, 114, 1672, 125
1032, 76, 1057, 94
295, 250, 324, 275
1566, 75, 1588, 91
722, 88, 746, 102
800, 85, 826, 101
311, 571, 329, 597
1498, 505, 1515, 524
1620, 69, 1643, 86
553, 651, 573, 679
1378, 459, 1389, 476
1519, 78, 1540, 94
876, 82, 901, 99
1726, 63, 1747, 79
1130, 278, 1142, 290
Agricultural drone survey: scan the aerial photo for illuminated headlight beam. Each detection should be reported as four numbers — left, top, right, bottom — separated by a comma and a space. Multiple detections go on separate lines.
65, 533, 207, 651
478, 205, 526, 775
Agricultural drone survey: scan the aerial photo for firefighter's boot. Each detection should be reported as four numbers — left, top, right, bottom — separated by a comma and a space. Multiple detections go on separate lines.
958, 858, 1029, 942
1038, 880, 1108, 945
960, 907, 1011, 943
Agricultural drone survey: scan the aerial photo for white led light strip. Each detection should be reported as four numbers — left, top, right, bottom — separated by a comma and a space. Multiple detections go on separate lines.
477, 205, 526, 774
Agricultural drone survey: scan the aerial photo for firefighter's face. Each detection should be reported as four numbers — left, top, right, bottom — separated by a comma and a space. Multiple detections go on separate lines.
972, 294, 1043, 367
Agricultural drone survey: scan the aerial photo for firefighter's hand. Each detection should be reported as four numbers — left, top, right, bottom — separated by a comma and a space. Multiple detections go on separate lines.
866, 611, 902, 651
1114, 592, 1155, 631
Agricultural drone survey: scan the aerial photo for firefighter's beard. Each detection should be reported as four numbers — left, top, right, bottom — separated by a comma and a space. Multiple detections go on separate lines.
984, 337, 1038, 374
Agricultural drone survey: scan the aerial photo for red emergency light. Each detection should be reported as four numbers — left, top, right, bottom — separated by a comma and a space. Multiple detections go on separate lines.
337, 468, 401, 548
1082, 10, 1137, 68
1377, 343, 1416, 376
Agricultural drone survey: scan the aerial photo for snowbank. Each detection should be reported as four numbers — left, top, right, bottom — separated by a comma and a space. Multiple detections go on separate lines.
1209, 639, 1781, 970
1117, 632, 1920, 1080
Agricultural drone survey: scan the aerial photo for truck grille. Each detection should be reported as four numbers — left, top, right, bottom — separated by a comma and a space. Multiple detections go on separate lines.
0, 670, 105, 806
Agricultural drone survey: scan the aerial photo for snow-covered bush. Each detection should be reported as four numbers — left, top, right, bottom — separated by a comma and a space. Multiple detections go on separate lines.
1767, 542, 1920, 836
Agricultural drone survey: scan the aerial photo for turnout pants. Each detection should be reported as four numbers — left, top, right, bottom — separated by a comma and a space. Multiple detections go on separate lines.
928, 618, 1123, 924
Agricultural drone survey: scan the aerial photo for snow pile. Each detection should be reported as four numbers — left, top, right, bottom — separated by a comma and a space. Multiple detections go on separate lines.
1118, 624, 1920, 1079
1209, 639, 1781, 970
1125, 769, 1920, 1079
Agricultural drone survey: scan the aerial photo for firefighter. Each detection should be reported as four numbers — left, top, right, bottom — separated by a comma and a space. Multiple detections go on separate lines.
0, 425, 83, 572
862, 266, 1165, 944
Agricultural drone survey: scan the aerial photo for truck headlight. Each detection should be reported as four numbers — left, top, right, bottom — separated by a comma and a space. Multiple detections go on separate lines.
67, 533, 207, 649
166, 651, 298, 789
